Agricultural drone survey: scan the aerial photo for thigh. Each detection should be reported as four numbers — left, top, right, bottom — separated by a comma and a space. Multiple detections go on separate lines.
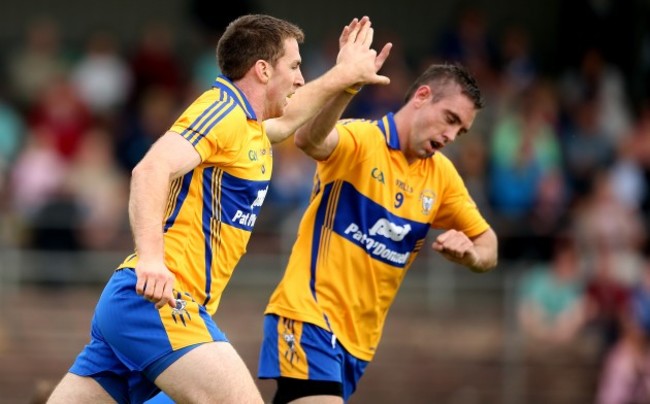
68, 269, 229, 402
47, 373, 116, 404
154, 341, 263, 404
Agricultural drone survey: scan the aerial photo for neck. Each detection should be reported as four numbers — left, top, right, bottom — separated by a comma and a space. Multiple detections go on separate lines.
232, 78, 266, 122
392, 107, 416, 164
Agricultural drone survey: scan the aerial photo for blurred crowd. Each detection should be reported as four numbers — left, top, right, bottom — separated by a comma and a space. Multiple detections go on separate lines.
1, 3, 650, 402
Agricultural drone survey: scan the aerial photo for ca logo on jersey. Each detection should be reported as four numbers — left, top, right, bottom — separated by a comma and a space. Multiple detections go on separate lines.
371, 167, 385, 184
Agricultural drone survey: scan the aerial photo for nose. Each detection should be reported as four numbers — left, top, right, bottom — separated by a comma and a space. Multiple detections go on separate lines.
296, 69, 305, 87
442, 130, 457, 144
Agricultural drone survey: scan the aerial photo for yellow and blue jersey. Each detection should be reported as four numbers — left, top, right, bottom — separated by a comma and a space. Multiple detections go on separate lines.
118, 76, 272, 315
265, 113, 490, 361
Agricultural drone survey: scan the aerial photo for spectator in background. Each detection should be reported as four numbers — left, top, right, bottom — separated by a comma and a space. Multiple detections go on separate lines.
431, 5, 501, 144
188, 38, 222, 93
608, 128, 647, 213
67, 126, 129, 250
488, 80, 562, 258
115, 86, 179, 173
573, 170, 646, 287
9, 129, 68, 222
434, 6, 498, 77
625, 101, 650, 255
6, 16, 69, 110
0, 91, 26, 247
28, 185, 82, 252
184, 1, 256, 93
518, 233, 587, 347
497, 24, 537, 99
71, 30, 132, 119
561, 96, 616, 199
559, 47, 632, 144
27, 75, 92, 161
596, 256, 650, 404
127, 21, 184, 108
0, 94, 25, 190
527, 169, 570, 259
585, 248, 631, 360
453, 136, 492, 222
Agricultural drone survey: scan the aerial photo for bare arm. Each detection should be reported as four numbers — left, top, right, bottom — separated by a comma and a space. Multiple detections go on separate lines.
265, 16, 391, 144
130, 131, 201, 308
293, 95, 350, 161
294, 17, 391, 160
432, 227, 498, 273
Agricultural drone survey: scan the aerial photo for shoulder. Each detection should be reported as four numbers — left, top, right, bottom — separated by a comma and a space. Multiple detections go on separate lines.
337, 118, 381, 131
185, 89, 246, 120
336, 118, 384, 142
432, 152, 461, 176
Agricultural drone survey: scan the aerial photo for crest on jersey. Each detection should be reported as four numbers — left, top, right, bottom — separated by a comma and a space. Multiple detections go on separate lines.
419, 190, 436, 215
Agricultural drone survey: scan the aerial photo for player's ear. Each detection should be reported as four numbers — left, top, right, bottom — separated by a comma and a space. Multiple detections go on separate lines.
254, 60, 271, 84
412, 85, 431, 107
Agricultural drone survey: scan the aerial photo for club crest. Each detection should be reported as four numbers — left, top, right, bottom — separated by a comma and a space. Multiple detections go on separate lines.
419, 190, 436, 215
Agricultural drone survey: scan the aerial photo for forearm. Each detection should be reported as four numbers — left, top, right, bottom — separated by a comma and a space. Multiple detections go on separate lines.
294, 91, 354, 158
266, 64, 358, 143
467, 244, 498, 273
129, 161, 171, 262
467, 228, 498, 273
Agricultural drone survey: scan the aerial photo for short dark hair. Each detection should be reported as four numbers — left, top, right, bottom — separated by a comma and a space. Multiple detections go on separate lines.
217, 14, 304, 81
404, 63, 484, 109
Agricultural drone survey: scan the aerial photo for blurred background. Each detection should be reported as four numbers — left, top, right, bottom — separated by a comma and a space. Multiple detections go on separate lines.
1, 0, 650, 403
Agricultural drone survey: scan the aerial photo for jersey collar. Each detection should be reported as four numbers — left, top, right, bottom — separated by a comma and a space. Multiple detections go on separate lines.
377, 113, 400, 150
212, 75, 257, 121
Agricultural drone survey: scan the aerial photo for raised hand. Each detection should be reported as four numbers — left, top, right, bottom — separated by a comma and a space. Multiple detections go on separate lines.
336, 16, 392, 87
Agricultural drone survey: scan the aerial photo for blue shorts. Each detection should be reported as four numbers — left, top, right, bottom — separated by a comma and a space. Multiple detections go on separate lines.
70, 268, 228, 403
258, 314, 368, 401
144, 392, 175, 404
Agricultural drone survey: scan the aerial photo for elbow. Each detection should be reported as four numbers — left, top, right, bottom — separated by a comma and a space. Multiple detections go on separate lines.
132, 158, 151, 177
131, 161, 144, 179
484, 257, 498, 273
469, 254, 498, 274
293, 131, 310, 151
131, 157, 156, 181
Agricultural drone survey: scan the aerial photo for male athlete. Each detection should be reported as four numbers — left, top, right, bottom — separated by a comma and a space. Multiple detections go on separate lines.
259, 63, 498, 402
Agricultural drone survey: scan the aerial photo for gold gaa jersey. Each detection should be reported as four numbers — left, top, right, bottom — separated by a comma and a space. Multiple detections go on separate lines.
265, 113, 490, 361
119, 76, 272, 315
